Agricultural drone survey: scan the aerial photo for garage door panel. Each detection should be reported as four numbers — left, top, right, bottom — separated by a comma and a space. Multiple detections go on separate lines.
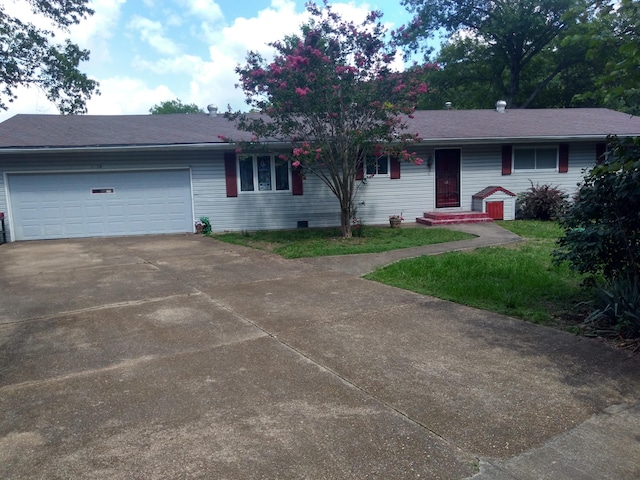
43, 224, 63, 236
65, 223, 85, 235
64, 205, 83, 218
9, 170, 193, 240
106, 205, 125, 216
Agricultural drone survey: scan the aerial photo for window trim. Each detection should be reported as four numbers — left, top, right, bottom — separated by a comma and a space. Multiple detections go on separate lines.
365, 155, 391, 178
236, 153, 292, 193
512, 145, 559, 171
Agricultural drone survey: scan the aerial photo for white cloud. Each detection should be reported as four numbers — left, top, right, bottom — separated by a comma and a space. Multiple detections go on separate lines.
186, 0, 304, 110
182, 0, 224, 23
0, 0, 409, 121
85, 77, 176, 115
132, 54, 205, 76
128, 15, 181, 56
201, 0, 302, 46
69, 0, 127, 64
0, 85, 59, 123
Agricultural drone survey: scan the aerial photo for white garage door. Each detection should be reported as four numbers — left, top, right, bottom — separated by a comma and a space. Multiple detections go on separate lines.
8, 170, 193, 240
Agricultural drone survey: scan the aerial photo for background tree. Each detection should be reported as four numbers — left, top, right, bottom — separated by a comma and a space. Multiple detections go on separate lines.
583, 0, 640, 115
397, 0, 601, 108
0, 0, 98, 114
149, 99, 204, 114
228, 2, 430, 238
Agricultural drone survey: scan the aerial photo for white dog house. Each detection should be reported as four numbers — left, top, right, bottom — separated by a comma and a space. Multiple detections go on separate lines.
472, 186, 517, 221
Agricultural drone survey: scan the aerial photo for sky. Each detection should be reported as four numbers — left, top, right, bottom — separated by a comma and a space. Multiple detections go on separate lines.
0, 0, 420, 122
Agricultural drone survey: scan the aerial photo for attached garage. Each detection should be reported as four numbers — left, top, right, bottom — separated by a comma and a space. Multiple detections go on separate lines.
7, 169, 193, 241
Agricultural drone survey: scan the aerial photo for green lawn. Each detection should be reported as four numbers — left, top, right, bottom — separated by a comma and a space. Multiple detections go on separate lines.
365, 220, 591, 327
214, 226, 475, 259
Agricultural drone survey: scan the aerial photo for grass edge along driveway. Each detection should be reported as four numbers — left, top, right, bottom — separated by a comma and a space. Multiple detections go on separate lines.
214, 226, 474, 259
365, 220, 590, 328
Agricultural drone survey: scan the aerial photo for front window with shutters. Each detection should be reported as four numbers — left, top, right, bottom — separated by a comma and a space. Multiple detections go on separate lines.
365, 155, 390, 176
238, 154, 290, 192
513, 147, 558, 170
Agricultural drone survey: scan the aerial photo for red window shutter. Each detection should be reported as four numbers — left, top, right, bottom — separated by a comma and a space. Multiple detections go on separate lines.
502, 145, 512, 175
596, 143, 606, 164
292, 166, 303, 195
224, 152, 238, 197
390, 157, 401, 179
356, 161, 364, 180
558, 143, 569, 173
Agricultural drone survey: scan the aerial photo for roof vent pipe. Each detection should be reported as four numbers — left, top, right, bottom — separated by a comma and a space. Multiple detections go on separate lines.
496, 100, 507, 113
207, 104, 218, 116
445, 101, 452, 110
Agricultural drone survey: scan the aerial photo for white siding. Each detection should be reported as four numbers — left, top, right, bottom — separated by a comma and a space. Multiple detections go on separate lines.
459, 142, 596, 211
0, 141, 599, 239
355, 153, 433, 225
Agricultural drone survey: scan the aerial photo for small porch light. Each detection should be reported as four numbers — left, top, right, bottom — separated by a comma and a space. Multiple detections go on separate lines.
426, 153, 433, 171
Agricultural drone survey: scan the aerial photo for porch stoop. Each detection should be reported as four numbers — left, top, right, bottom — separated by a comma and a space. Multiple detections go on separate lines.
416, 211, 494, 226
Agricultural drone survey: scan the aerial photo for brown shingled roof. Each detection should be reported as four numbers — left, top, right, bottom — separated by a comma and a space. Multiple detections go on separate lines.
0, 113, 255, 149
0, 108, 639, 149
411, 108, 640, 141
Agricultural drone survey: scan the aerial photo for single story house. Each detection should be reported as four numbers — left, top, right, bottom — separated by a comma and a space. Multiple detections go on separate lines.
1, 107, 639, 242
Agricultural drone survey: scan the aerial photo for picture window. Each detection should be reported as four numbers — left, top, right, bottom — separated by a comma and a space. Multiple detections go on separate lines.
238, 154, 290, 192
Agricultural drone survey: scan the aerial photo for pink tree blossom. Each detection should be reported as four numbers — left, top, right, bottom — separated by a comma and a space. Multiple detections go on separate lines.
227, 2, 433, 238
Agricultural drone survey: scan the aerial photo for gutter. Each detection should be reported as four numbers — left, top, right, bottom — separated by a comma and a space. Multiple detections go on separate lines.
0, 140, 294, 154
415, 135, 619, 146
1, 134, 634, 154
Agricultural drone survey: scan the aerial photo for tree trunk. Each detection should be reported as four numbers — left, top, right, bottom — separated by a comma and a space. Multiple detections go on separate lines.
340, 206, 352, 239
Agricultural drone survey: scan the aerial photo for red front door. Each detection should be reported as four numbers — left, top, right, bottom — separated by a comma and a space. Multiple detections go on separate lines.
435, 149, 460, 208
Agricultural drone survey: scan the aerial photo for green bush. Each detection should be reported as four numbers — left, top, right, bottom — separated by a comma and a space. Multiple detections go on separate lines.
554, 136, 640, 283
583, 277, 640, 339
517, 181, 568, 221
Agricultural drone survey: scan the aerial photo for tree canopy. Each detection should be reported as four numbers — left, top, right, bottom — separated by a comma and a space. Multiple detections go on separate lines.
149, 99, 204, 114
584, 0, 640, 115
396, 0, 602, 108
0, 0, 98, 114
228, 2, 431, 237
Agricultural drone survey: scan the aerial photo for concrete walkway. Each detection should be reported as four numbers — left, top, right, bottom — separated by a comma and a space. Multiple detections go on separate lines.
1, 229, 639, 479
301, 222, 522, 275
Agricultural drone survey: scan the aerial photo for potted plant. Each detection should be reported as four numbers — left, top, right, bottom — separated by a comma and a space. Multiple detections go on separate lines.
389, 213, 404, 228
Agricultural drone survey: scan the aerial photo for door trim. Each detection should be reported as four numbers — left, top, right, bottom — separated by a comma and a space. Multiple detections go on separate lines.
435, 148, 461, 208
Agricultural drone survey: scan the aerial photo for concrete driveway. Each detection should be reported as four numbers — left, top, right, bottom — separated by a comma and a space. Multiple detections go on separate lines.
1, 234, 639, 479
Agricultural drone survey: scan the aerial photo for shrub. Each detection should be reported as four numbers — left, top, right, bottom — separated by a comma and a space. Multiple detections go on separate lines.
554, 136, 640, 283
517, 181, 568, 221
351, 216, 365, 237
582, 277, 640, 339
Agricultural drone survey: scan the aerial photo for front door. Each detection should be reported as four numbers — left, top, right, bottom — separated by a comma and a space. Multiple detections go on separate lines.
435, 149, 461, 208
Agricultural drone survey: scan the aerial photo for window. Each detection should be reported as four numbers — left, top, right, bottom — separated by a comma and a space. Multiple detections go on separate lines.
365, 155, 390, 176
238, 154, 290, 192
513, 147, 558, 170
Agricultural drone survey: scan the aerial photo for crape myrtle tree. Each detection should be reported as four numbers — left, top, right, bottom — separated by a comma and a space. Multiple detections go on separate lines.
227, 1, 432, 238
0, 0, 98, 113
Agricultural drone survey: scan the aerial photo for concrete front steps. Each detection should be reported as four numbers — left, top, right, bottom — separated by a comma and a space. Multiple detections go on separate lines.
416, 211, 494, 226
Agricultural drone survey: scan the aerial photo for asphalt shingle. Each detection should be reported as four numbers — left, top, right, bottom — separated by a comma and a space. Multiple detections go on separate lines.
1, 108, 639, 149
